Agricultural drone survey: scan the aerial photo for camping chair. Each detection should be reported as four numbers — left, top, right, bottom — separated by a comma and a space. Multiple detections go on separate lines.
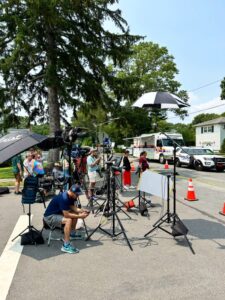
42, 219, 64, 246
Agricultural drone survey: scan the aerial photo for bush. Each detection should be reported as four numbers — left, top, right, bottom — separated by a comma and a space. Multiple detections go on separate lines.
220, 138, 225, 154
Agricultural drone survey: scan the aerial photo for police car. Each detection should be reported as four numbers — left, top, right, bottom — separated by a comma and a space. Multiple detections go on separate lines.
176, 147, 225, 172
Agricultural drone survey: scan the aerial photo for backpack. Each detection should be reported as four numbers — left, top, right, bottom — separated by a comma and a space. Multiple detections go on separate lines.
139, 200, 148, 216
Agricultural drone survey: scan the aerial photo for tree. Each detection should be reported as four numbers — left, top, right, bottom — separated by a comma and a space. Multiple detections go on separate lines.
0, 0, 140, 161
104, 42, 189, 142
220, 77, 225, 100
192, 113, 219, 125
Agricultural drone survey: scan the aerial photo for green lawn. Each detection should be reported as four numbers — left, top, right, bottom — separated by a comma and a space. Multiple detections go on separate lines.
0, 167, 14, 179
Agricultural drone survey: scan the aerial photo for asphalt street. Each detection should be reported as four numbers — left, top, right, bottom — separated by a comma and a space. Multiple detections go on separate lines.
0, 161, 225, 300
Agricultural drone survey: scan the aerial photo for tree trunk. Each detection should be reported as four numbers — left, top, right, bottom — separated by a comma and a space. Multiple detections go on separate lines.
48, 85, 60, 163
46, 27, 61, 163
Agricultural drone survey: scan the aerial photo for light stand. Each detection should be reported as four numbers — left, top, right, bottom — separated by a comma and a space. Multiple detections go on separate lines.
12, 204, 41, 244
144, 134, 195, 254
86, 162, 133, 251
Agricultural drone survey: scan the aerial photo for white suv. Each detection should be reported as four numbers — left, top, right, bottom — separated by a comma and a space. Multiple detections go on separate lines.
176, 147, 225, 172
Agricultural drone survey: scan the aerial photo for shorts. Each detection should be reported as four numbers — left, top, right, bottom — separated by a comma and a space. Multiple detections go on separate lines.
88, 171, 98, 183
43, 214, 63, 229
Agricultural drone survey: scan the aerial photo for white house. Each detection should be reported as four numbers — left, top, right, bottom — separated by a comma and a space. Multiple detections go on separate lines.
194, 117, 225, 151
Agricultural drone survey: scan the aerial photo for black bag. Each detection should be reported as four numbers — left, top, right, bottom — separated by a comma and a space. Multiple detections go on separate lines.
0, 187, 10, 194
139, 201, 148, 216
171, 220, 188, 237
21, 230, 44, 245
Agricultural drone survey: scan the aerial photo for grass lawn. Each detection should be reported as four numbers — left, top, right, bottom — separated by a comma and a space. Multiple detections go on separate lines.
0, 167, 14, 179
0, 181, 14, 187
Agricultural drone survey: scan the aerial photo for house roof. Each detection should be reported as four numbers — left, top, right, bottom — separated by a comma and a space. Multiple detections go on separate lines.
193, 117, 225, 127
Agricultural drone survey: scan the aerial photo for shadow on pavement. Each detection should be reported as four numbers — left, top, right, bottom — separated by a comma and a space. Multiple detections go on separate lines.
182, 218, 225, 249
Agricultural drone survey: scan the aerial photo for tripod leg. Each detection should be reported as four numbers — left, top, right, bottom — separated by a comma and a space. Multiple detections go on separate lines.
11, 227, 29, 242
116, 206, 132, 219
144, 215, 171, 237
183, 234, 195, 255
115, 213, 133, 251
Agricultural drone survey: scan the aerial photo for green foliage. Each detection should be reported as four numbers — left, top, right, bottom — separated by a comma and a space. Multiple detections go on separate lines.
220, 77, 225, 100
0, 167, 13, 179
0, 0, 140, 136
191, 113, 219, 125
220, 139, 225, 154
31, 124, 50, 136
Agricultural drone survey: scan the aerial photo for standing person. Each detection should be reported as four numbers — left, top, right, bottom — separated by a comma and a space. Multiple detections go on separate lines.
139, 151, 149, 173
23, 152, 34, 178
122, 150, 134, 190
87, 148, 101, 201
62, 156, 72, 191
11, 154, 23, 194
43, 184, 90, 254
33, 152, 45, 178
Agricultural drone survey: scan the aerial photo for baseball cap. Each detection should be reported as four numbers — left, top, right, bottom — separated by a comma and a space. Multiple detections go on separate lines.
70, 185, 83, 195
90, 147, 98, 153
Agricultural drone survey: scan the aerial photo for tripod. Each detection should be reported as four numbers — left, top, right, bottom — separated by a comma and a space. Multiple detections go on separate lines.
144, 136, 195, 255
12, 204, 41, 243
86, 162, 133, 251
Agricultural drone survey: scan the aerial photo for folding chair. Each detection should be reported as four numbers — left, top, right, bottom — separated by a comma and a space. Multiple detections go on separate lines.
42, 219, 64, 246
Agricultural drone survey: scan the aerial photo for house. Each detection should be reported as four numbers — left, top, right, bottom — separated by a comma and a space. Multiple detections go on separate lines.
194, 117, 225, 151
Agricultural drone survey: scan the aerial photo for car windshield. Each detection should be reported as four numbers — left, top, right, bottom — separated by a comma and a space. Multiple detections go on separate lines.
182, 148, 214, 155
162, 139, 185, 147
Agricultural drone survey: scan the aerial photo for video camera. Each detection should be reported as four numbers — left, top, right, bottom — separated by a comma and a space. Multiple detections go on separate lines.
55, 127, 87, 144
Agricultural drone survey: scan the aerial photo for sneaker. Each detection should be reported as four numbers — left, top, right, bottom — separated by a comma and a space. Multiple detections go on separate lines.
129, 185, 136, 189
91, 196, 98, 201
123, 186, 129, 190
61, 243, 79, 254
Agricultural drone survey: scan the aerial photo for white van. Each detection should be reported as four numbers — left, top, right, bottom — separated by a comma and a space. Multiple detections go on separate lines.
126, 132, 184, 163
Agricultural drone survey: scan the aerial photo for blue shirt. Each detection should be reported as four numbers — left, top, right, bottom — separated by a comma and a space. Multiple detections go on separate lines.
87, 155, 98, 172
44, 192, 74, 217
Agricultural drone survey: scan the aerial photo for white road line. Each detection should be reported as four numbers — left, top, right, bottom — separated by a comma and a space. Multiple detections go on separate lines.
0, 215, 32, 300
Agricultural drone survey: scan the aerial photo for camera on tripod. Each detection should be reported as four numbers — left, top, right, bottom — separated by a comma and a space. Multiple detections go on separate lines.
55, 127, 87, 144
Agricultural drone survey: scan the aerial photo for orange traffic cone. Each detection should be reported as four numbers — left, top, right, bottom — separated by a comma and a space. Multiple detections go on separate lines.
164, 160, 169, 169
131, 164, 135, 172
184, 178, 198, 201
219, 202, 225, 216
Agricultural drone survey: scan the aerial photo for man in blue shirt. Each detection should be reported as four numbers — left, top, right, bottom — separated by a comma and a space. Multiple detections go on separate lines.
44, 184, 89, 254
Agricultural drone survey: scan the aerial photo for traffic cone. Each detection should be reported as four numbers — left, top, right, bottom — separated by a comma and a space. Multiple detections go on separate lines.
131, 164, 135, 172
184, 178, 198, 201
219, 202, 225, 216
164, 160, 169, 169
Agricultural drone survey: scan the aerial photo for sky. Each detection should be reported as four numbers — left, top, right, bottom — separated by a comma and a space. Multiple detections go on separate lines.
113, 0, 225, 123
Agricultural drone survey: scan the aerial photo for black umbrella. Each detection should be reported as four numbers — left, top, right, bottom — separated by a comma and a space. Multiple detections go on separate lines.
132, 91, 189, 109
0, 130, 48, 164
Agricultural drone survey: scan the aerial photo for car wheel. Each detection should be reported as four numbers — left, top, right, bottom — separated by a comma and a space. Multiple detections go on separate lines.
159, 155, 165, 164
194, 161, 203, 171
176, 159, 181, 167
216, 167, 224, 172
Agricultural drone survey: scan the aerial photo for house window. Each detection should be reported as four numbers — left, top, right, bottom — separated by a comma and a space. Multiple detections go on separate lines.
202, 126, 214, 133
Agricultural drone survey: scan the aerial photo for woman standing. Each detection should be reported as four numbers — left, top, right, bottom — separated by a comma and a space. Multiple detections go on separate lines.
123, 150, 134, 189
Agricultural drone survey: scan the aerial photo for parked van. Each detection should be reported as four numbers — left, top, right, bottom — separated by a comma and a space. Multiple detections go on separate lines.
126, 132, 184, 163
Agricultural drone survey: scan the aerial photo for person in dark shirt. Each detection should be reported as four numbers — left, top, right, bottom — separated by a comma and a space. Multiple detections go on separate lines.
139, 151, 149, 172
11, 154, 23, 194
44, 184, 89, 254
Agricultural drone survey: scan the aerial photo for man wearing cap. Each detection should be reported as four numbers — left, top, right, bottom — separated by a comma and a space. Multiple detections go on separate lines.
87, 148, 101, 201
43, 185, 89, 254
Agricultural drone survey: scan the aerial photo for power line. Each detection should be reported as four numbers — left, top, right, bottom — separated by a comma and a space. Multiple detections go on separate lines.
187, 79, 222, 93
168, 102, 225, 119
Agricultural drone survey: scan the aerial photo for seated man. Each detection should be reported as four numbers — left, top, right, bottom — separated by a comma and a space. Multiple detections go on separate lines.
43, 184, 89, 254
